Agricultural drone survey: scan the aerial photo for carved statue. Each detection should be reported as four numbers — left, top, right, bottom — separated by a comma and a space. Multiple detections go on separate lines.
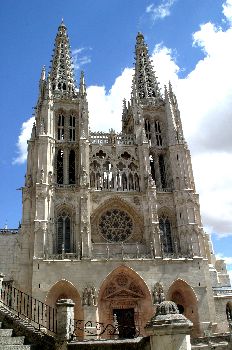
40, 169, 44, 184
80, 166, 89, 187
89, 287, 97, 306
82, 288, 89, 306
48, 171, 53, 185
25, 174, 32, 187
82, 286, 97, 306
153, 282, 165, 305
148, 173, 156, 188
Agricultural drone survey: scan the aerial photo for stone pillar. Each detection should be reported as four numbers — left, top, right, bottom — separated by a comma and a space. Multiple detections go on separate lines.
56, 299, 75, 348
0, 273, 4, 305
145, 301, 193, 350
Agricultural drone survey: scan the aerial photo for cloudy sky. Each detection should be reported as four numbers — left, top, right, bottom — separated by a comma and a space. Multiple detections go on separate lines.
0, 0, 232, 279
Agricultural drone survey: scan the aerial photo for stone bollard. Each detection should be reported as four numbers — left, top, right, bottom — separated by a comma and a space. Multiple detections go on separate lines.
55, 299, 75, 350
0, 273, 5, 305
145, 301, 193, 350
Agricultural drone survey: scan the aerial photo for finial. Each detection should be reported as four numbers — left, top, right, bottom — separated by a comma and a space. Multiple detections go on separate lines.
59, 18, 66, 28
136, 32, 144, 41
41, 65, 46, 81
79, 71, 86, 96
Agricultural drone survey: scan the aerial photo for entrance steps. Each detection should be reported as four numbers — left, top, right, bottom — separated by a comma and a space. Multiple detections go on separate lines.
0, 321, 33, 349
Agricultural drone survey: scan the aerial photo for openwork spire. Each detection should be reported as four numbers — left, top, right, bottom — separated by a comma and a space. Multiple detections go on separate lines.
50, 21, 77, 97
134, 33, 163, 103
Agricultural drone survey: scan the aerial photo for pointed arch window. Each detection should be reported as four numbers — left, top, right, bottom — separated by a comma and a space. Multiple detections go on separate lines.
69, 115, 75, 141
57, 212, 71, 253
149, 155, 156, 182
58, 114, 65, 140
57, 149, 64, 184
159, 155, 166, 188
144, 119, 151, 140
159, 216, 173, 253
155, 121, 162, 146
69, 150, 75, 184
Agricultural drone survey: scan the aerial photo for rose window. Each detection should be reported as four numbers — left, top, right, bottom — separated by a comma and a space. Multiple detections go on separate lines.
99, 209, 133, 242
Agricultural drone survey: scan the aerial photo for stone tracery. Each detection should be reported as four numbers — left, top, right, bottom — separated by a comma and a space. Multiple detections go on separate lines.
99, 209, 133, 242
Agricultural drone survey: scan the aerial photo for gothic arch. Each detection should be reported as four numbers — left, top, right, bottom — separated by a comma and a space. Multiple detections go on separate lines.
91, 196, 144, 243
45, 279, 84, 339
98, 266, 153, 338
167, 278, 200, 336
55, 205, 75, 253
158, 206, 177, 254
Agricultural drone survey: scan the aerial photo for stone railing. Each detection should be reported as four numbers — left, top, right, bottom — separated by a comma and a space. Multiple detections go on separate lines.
212, 287, 232, 296
0, 229, 18, 234
90, 132, 135, 145
46, 252, 80, 261
91, 242, 152, 260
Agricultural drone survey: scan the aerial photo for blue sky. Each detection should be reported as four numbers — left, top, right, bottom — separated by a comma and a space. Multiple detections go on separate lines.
0, 0, 232, 278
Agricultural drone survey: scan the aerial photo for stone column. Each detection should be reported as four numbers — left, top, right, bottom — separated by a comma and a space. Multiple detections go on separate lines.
56, 298, 75, 350
145, 301, 193, 350
0, 273, 4, 305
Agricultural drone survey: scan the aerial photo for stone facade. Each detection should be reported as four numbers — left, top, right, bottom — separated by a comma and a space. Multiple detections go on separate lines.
0, 22, 232, 339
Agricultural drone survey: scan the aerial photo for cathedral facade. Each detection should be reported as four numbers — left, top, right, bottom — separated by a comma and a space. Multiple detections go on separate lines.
1, 22, 232, 338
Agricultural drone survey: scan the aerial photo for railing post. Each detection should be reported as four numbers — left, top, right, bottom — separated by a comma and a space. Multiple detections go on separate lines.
145, 301, 193, 350
55, 299, 75, 349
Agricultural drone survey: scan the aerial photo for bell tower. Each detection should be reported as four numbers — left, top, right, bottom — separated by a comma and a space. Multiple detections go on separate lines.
122, 32, 210, 260
20, 22, 91, 291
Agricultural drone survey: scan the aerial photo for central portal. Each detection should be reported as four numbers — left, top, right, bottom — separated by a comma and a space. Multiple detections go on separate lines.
113, 308, 136, 339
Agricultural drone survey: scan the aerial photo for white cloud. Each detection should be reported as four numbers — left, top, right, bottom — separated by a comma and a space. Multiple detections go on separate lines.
216, 254, 232, 266
223, 0, 232, 23
14, 0, 232, 238
87, 68, 133, 132
13, 117, 35, 164
146, 0, 176, 22
72, 47, 91, 70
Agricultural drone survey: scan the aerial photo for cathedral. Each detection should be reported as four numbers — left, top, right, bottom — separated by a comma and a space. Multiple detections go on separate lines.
0, 21, 232, 339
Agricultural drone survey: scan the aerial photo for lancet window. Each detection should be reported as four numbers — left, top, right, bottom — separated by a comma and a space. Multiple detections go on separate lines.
58, 114, 65, 140
155, 121, 162, 146
57, 211, 72, 254
90, 150, 140, 192
144, 119, 151, 140
149, 155, 156, 182
159, 216, 173, 253
57, 149, 64, 184
69, 149, 75, 184
159, 155, 166, 188
69, 115, 75, 141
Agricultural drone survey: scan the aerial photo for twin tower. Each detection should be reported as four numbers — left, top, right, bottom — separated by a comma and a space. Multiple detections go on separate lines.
15, 22, 231, 337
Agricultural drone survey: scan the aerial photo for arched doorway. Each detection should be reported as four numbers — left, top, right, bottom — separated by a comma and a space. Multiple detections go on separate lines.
167, 279, 200, 336
98, 266, 153, 338
45, 279, 84, 339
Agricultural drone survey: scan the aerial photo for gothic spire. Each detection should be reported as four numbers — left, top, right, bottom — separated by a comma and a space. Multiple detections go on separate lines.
50, 21, 77, 97
134, 32, 163, 104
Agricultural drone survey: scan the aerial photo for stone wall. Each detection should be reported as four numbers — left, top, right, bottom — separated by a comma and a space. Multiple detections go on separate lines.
31, 257, 218, 336
0, 232, 20, 280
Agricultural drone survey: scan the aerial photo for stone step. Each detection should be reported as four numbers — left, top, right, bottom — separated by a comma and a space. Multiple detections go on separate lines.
0, 328, 13, 336
0, 336, 25, 344
0, 346, 32, 350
